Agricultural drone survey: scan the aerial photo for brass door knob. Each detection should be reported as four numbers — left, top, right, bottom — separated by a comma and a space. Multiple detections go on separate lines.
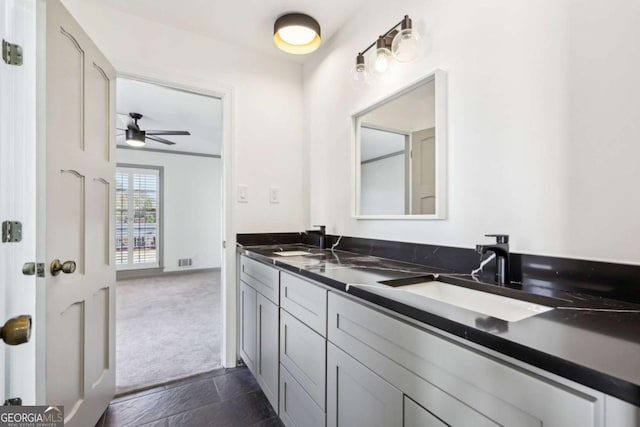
50, 259, 76, 276
1, 315, 32, 345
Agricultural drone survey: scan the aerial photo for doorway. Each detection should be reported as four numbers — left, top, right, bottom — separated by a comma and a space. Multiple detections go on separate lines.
114, 77, 224, 394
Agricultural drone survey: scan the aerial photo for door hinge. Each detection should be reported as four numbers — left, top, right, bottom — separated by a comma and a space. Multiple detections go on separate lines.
222, 240, 226, 249
2, 39, 23, 66
3, 398, 22, 406
2, 221, 22, 243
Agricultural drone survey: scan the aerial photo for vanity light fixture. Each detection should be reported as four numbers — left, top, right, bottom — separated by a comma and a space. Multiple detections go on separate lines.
351, 15, 421, 84
125, 129, 146, 147
274, 13, 321, 55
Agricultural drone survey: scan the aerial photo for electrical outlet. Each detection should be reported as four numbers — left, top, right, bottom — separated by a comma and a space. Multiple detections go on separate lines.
238, 185, 248, 203
269, 186, 280, 204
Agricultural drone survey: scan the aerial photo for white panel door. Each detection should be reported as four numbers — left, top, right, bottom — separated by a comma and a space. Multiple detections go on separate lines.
411, 128, 436, 214
37, 1, 116, 425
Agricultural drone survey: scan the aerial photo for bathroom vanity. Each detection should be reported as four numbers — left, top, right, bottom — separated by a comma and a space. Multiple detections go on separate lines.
236, 237, 640, 427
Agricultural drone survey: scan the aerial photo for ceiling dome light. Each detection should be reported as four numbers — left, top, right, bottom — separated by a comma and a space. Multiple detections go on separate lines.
125, 129, 146, 147
392, 15, 421, 63
274, 13, 321, 55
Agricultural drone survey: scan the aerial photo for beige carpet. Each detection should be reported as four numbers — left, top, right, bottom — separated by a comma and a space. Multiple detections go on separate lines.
116, 271, 222, 394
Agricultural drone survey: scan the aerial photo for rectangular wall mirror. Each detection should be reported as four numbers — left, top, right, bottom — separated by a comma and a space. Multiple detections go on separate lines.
353, 70, 447, 219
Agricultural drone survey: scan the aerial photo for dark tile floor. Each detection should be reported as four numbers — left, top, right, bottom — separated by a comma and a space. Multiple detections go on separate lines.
96, 367, 284, 427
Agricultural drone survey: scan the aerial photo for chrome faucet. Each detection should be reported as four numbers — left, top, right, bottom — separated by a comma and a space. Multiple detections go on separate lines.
476, 234, 510, 285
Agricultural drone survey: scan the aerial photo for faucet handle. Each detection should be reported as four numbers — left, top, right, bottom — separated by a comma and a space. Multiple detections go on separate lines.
485, 234, 509, 244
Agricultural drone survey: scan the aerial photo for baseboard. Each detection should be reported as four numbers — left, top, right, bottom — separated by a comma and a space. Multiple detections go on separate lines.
117, 267, 220, 281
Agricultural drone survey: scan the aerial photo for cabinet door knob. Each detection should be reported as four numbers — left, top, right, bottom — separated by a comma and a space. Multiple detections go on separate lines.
1, 315, 32, 345
50, 259, 76, 276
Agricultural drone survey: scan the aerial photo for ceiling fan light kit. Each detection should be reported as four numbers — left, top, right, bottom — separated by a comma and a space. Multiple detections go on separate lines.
119, 112, 191, 147
125, 128, 146, 147
273, 13, 321, 55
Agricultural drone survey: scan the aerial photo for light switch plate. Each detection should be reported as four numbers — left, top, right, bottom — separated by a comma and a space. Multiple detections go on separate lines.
238, 185, 248, 203
269, 186, 280, 204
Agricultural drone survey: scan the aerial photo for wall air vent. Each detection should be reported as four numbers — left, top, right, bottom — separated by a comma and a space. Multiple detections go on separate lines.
178, 258, 193, 267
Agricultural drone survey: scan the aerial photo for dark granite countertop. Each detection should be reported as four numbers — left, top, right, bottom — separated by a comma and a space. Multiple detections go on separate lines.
238, 243, 640, 406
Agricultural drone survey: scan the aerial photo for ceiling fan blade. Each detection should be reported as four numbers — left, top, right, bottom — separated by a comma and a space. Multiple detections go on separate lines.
146, 135, 177, 145
116, 128, 127, 131
116, 132, 125, 137
116, 113, 132, 127
145, 130, 191, 136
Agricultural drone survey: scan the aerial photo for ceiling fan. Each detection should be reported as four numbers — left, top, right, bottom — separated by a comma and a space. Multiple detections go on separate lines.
117, 112, 191, 147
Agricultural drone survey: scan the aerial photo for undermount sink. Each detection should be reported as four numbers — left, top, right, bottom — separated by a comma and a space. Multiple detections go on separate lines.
379, 277, 554, 322
272, 250, 321, 257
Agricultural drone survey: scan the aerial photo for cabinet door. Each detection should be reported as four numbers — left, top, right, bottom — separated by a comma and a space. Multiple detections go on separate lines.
280, 310, 326, 410
280, 365, 326, 427
257, 293, 279, 412
239, 281, 257, 372
327, 343, 403, 427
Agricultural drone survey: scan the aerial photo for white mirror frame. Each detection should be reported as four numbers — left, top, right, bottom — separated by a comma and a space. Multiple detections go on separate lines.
351, 69, 448, 220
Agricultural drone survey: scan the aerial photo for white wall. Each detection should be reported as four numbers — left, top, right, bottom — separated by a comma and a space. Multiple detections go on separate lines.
59, 0, 307, 367
117, 149, 222, 271
304, 0, 640, 265
361, 154, 405, 215
62, 0, 306, 233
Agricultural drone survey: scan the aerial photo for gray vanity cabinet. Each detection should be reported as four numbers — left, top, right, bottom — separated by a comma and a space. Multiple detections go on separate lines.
327, 292, 604, 427
327, 342, 403, 427
239, 255, 280, 413
240, 253, 638, 426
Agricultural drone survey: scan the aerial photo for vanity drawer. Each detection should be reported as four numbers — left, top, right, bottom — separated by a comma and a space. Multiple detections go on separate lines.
280, 365, 325, 427
241, 255, 279, 304
280, 309, 326, 410
280, 272, 327, 336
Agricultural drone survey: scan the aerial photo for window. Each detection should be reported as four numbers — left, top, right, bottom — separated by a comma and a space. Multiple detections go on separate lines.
116, 167, 161, 270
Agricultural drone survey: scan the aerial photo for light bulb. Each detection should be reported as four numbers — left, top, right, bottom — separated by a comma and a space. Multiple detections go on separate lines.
374, 49, 392, 72
277, 26, 317, 45
392, 15, 421, 63
392, 28, 421, 62
350, 53, 370, 88
351, 66, 369, 89
369, 35, 395, 76
126, 139, 145, 147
